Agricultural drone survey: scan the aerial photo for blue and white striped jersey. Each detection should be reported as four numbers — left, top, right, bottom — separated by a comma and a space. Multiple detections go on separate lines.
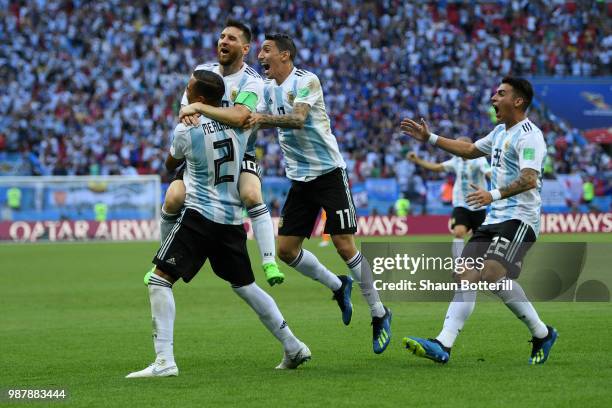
262, 67, 345, 181
181, 62, 264, 155
474, 118, 546, 235
441, 156, 490, 210
170, 119, 252, 225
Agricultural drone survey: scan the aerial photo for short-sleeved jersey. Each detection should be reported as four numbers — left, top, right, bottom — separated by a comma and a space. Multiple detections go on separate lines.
170, 118, 253, 225
441, 156, 491, 210
262, 67, 345, 181
181, 62, 264, 155
474, 118, 546, 235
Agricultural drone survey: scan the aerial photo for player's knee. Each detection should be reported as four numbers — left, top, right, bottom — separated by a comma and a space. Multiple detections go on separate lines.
278, 243, 300, 265
164, 181, 186, 214
240, 185, 263, 208
331, 235, 357, 261
239, 172, 262, 207
453, 225, 468, 238
154, 268, 177, 284
453, 269, 480, 284
480, 260, 506, 283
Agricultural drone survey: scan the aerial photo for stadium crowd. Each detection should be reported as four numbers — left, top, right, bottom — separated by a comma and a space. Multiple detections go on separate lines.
1, 0, 610, 197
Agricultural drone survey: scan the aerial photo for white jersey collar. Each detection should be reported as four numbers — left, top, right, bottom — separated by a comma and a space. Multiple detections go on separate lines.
276, 67, 297, 86
221, 63, 247, 79
504, 117, 529, 133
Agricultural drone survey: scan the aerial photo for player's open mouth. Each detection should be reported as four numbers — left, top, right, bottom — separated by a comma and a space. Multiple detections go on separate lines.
261, 62, 270, 74
219, 47, 230, 55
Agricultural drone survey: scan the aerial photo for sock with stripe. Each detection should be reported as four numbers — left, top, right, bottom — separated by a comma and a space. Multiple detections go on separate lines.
247, 203, 276, 265
233, 283, 302, 353
148, 273, 176, 364
436, 289, 476, 348
451, 237, 465, 259
160, 208, 180, 244
289, 249, 342, 291
438, 235, 475, 348
346, 252, 385, 318
492, 278, 548, 338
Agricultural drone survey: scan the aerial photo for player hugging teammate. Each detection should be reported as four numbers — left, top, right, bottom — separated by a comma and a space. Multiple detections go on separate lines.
131, 21, 557, 373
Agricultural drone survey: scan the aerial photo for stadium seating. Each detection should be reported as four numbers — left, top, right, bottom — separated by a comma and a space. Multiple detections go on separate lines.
1, 1, 609, 210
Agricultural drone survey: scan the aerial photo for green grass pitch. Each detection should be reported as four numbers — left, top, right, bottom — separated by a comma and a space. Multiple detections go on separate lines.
1, 234, 611, 407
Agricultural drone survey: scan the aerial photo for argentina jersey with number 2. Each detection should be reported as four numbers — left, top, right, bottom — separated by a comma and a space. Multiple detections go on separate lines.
170, 120, 251, 225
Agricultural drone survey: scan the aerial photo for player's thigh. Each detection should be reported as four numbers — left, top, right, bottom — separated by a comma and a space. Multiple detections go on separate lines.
239, 160, 263, 207
207, 224, 255, 287
317, 168, 357, 235
164, 180, 186, 214
153, 209, 208, 283
278, 182, 320, 239
482, 220, 536, 280
454, 228, 490, 283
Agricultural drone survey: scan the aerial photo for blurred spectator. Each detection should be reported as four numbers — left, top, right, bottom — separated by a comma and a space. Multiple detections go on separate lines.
0, 0, 610, 186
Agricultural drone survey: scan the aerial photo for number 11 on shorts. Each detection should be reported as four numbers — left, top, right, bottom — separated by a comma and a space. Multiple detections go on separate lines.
336, 208, 354, 229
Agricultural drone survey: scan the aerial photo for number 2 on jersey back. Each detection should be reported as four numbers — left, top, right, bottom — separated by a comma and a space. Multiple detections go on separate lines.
213, 139, 235, 185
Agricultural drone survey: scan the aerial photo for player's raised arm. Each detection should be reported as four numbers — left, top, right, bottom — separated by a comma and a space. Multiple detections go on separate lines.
400, 118, 486, 159
406, 152, 445, 172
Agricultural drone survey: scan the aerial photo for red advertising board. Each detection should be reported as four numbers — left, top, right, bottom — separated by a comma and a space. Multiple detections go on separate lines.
0, 220, 159, 242
1, 213, 610, 242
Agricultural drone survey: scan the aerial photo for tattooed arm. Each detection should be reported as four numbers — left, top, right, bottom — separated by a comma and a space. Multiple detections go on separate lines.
466, 168, 538, 209
499, 168, 538, 197
247, 103, 311, 129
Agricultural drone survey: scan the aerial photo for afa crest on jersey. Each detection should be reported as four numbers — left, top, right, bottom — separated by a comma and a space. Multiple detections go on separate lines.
287, 91, 295, 106
231, 88, 239, 102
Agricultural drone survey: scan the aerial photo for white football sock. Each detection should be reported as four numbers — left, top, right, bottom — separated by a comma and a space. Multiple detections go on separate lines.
248, 204, 276, 265
436, 289, 477, 348
452, 237, 465, 259
289, 249, 342, 291
493, 279, 548, 338
346, 252, 385, 317
160, 208, 180, 244
148, 274, 175, 364
233, 283, 301, 353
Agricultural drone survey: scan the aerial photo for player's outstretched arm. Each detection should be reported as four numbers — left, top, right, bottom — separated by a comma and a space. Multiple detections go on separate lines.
179, 103, 251, 128
400, 118, 485, 159
406, 152, 445, 172
466, 168, 538, 208
248, 103, 311, 129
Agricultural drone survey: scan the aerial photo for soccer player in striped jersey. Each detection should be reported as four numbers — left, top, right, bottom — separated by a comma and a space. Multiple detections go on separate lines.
406, 144, 491, 258
249, 33, 392, 354
162, 20, 284, 287
400, 77, 558, 365
127, 70, 310, 378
